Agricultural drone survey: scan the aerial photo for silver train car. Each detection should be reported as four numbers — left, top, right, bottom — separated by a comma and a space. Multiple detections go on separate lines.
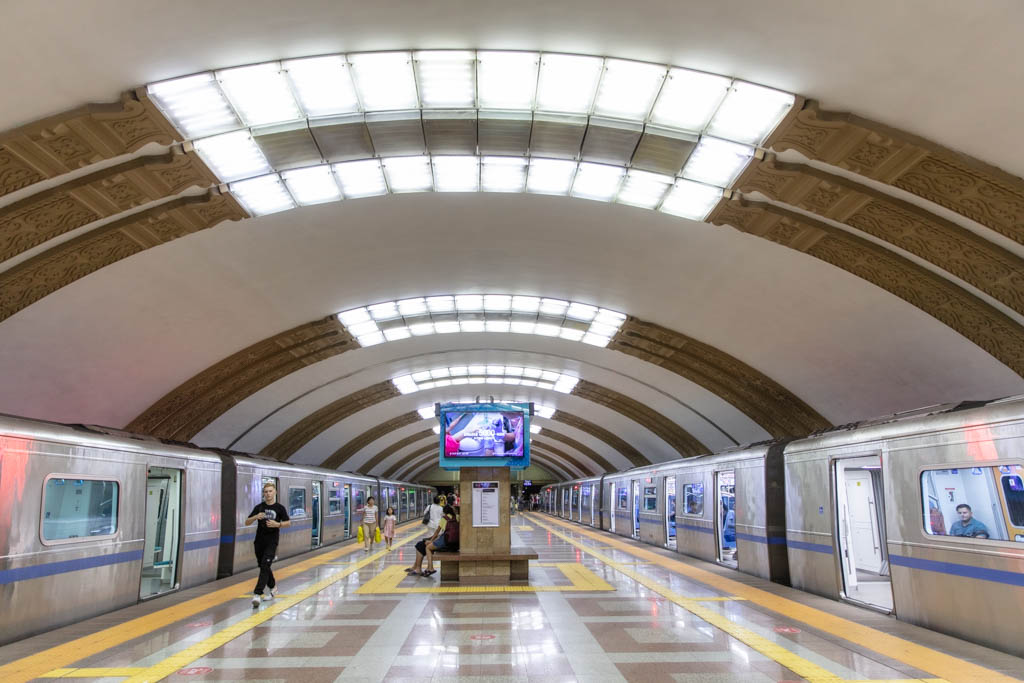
541, 396, 1024, 657
0, 414, 434, 645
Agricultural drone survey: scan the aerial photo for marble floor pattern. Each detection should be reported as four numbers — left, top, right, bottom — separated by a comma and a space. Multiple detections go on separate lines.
2, 515, 1023, 683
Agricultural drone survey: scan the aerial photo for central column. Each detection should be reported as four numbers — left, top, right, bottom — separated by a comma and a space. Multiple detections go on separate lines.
457, 466, 511, 583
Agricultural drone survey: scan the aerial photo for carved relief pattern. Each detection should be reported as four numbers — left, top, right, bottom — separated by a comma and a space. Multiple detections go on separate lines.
382, 443, 441, 479
553, 411, 648, 467
360, 429, 436, 474
573, 380, 706, 458
0, 149, 44, 194
767, 101, 1024, 245
38, 131, 94, 166
537, 429, 615, 473
262, 382, 399, 461
713, 199, 1024, 377
324, 412, 421, 471
530, 439, 591, 476
0, 231, 141, 321
0, 195, 99, 260
609, 318, 830, 438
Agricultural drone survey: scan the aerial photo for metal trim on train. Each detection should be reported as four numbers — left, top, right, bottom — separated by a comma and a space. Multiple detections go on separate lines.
540, 395, 1024, 658
0, 414, 434, 645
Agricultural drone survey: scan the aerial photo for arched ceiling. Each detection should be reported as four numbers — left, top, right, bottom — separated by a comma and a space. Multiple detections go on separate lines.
1, 1, 1023, 482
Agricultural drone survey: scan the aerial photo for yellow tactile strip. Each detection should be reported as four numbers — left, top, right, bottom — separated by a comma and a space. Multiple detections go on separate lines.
530, 513, 1018, 683
0, 522, 422, 683
355, 562, 614, 594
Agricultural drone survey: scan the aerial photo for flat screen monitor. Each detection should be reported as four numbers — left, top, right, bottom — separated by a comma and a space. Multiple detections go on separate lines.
438, 401, 531, 470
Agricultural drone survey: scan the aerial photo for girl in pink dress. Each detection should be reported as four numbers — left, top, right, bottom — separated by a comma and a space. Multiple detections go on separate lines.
381, 506, 397, 550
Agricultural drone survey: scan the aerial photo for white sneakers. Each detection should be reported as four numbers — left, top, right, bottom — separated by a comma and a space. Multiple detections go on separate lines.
251, 595, 261, 608
262, 589, 275, 601
252, 588, 276, 607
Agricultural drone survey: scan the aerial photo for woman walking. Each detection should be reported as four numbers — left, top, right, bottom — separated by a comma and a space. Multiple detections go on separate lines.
381, 505, 397, 550
361, 495, 379, 552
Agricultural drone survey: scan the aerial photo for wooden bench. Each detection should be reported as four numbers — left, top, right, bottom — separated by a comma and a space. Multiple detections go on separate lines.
436, 546, 539, 582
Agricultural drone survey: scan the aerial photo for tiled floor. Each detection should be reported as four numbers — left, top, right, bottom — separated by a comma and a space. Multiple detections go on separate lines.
2, 514, 1023, 682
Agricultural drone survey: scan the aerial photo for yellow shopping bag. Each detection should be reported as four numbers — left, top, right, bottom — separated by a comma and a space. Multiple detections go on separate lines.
375, 526, 382, 543
357, 524, 364, 543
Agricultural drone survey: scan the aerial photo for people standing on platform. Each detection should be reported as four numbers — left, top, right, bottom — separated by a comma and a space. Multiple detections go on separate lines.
423, 505, 459, 576
404, 495, 443, 576
361, 495, 379, 552
382, 506, 397, 550
246, 482, 291, 607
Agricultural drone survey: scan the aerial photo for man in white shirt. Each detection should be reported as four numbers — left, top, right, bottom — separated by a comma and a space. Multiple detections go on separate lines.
405, 495, 443, 576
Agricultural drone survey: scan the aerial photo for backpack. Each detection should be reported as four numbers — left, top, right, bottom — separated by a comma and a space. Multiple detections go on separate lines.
444, 517, 460, 547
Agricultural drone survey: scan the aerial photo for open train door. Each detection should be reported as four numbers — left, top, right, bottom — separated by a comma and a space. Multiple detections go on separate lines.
834, 455, 893, 612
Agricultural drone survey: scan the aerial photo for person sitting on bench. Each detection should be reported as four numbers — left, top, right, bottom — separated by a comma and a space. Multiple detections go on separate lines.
423, 505, 459, 577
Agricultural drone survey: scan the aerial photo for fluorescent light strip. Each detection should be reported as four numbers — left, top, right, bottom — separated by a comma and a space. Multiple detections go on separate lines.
393, 367, 578, 394
339, 293, 625, 349
150, 50, 794, 153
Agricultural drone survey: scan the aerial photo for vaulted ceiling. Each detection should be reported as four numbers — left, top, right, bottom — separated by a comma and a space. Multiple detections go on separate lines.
1, 0, 1022, 482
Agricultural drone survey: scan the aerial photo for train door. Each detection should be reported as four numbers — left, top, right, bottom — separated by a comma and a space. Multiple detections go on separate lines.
141, 466, 182, 599
571, 486, 580, 521
716, 470, 737, 567
609, 482, 616, 532
834, 455, 892, 611
344, 484, 352, 537
665, 475, 677, 550
580, 485, 591, 525
588, 485, 596, 525
631, 480, 640, 538
311, 481, 322, 548
400, 488, 408, 520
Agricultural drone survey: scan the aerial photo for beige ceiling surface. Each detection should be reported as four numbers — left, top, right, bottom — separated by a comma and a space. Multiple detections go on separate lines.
1, 0, 1023, 479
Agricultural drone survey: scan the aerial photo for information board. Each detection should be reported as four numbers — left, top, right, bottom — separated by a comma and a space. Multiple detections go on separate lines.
472, 481, 500, 527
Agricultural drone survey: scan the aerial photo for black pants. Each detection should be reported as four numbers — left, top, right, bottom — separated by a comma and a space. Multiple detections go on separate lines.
253, 539, 278, 594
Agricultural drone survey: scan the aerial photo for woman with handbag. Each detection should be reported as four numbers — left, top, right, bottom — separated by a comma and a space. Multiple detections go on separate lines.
404, 495, 443, 575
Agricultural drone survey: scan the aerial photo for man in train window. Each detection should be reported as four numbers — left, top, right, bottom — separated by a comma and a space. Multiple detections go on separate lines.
246, 482, 291, 607
948, 503, 989, 539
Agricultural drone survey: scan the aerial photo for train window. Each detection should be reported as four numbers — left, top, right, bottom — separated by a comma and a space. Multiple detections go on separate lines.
354, 488, 366, 512
643, 486, 658, 512
921, 465, 1024, 542
42, 477, 119, 543
289, 487, 307, 517
328, 487, 343, 515
683, 482, 704, 516
617, 486, 628, 510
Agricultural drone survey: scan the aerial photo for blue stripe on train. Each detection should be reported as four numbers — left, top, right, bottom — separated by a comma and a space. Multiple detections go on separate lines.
0, 549, 144, 584
678, 523, 715, 535
889, 554, 1024, 587
787, 539, 835, 554
735, 532, 787, 546
182, 537, 220, 551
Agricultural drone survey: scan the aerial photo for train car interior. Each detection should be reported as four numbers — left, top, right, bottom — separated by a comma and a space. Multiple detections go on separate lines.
665, 475, 677, 550
716, 470, 737, 568
834, 454, 893, 612
141, 466, 182, 599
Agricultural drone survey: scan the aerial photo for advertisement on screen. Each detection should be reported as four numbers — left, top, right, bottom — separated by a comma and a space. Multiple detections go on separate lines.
438, 402, 531, 470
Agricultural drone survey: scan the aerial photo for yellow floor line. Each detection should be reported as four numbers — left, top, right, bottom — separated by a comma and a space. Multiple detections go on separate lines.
116, 528, 425, 683
38, 668, 146, 678
0, 521, 423, 683
355, 562, 615, 594
531, 514, 1018, 683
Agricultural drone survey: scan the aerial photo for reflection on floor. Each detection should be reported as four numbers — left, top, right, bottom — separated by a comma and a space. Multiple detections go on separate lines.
1, 516, 1022, 682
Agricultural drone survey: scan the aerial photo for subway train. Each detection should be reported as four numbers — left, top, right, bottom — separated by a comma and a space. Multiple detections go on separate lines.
0, 414, 434, 645
540, 395, 1024, 657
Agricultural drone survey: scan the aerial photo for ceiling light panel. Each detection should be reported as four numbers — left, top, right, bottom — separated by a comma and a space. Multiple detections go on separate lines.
392, 367, 578, 393
193, 130, 272, 182
617, 169, 674, 209
659, 179, 723, 220
481, 156, 527, 192
418, 406, 435, 419
147, 73, 240, 138
281, 166, 342, 205
333, 159, 387, 198
432, 155, 479, 192
477, 51, 539, 110
527, 158, 577, 195
383, 156, 433, 193
229, 174, 296, 216
217, 63, 302, 127
706, 81, 795, 146
571, 163, 624, 202
593, 59, 666, 120
648, 68, 731, 132
415, 51, 476, 108
349, 52, 419, 110
536, 53, 603, 114
682, 137, 754, 187
284, 55, 360, 117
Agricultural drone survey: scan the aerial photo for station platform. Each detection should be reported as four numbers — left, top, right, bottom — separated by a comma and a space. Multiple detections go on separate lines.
1, 513, 1022, 683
